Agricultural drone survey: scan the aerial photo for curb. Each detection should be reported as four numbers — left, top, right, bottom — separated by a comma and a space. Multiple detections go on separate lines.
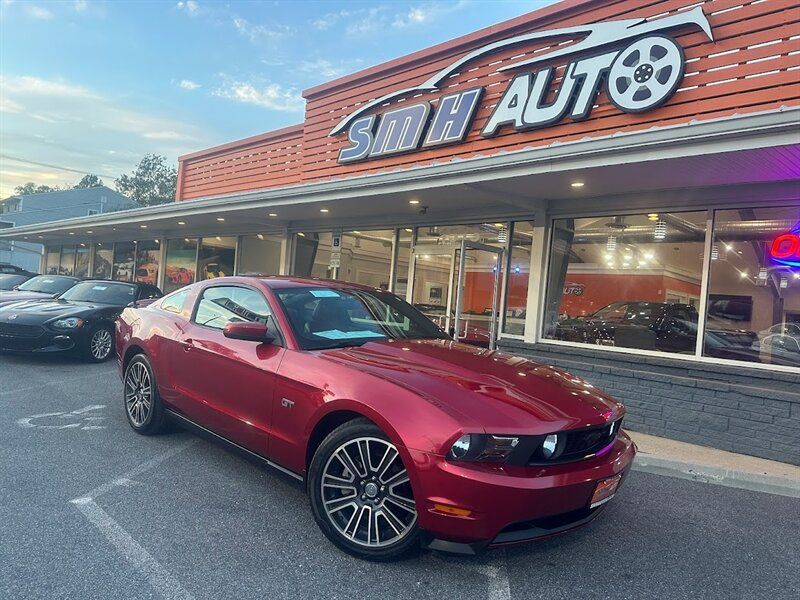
632, 454, 800, 499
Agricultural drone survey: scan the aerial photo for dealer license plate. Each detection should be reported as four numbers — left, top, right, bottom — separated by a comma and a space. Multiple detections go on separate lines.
590, 474, 622, 508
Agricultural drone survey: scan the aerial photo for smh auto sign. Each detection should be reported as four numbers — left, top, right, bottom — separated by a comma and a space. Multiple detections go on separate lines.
332, 7, 714, 164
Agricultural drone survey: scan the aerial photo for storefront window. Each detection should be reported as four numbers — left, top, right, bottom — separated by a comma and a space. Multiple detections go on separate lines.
164, 238, 197, 293
75, 245, 90, 278
93, 243, 113, 279
543, 211, 706, 355
292, 232, 332, 278
338, 229, 394, 289
135, 240, 161, 285
238, 234, 281, 276
112, 242, 136, 282
703, 207, 800, 367
45, 247, 60, 275
59, 246, 75, 276
503, 222, 534, 335
393, 228, 412, 296
198, 236, 235, 280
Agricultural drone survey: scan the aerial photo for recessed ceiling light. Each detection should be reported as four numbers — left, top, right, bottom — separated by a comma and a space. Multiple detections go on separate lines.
69, 232, 75, 235
217, 217, 225, 222
257, 234, 264, 240
268, 213, 277, 217
140, 225, 148, 228
298, 232, 306, 237
37, 235, 43, 239
178, 221, 186, 225
571, 181, 585, 188
408, 199, 420, 205
320, 208, 329, 213
87, 230, 93, 234
404, 228, 412, 232
647, 213, 659, 221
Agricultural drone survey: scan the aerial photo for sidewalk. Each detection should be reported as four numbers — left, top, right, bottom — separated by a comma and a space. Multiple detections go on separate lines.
628, 431, 800, 498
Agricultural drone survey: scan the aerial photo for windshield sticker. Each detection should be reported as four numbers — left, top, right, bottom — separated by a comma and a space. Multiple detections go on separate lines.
91, 285, 108, 291
313, 329, 386, 340
309, 290, 340, 298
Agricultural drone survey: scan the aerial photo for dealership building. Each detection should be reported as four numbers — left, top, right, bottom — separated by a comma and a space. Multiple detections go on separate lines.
2, 0, 799, 464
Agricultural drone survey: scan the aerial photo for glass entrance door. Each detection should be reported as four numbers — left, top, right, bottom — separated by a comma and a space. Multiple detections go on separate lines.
408, 241, 504, 349
454, 240, 503, 349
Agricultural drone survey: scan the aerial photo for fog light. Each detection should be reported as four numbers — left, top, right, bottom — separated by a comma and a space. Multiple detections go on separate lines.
542, 434, 559, 458
432, 503, 473, 517
449, 434, 472, 459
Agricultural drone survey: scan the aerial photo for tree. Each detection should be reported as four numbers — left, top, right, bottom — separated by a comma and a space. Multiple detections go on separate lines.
115, 154, 177, 206
74, 174, 104, 189
13, 182, 61, 195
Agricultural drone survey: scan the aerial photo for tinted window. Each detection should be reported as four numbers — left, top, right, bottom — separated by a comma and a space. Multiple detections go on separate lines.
59, 281, 137, 305
137, 285, 163, 300
193, 286, 272, 330
275, 287, 448, 350
18, 276, 77, 295
160, 290, 190, 314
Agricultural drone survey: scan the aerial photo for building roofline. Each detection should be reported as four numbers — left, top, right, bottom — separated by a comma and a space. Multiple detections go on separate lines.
178, 124, 304, 162
302, 0, 593, 99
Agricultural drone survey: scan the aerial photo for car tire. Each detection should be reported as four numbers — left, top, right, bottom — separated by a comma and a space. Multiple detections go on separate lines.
308, 418, 421, 561
85, 324, 114, 363
123, 354, 169, 435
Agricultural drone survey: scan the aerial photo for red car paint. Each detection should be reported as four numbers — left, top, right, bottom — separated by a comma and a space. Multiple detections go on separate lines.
116, 276, 635, 548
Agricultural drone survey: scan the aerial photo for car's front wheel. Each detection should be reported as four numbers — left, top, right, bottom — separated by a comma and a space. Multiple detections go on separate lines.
308, 419, 420, 561
85, 324, 114, 362
123, 354, 169, 435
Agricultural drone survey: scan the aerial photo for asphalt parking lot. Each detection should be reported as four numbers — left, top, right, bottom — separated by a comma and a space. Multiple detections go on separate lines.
1, 353, 798, 600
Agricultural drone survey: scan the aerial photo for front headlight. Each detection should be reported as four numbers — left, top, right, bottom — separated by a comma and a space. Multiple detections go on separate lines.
52, 317, 84, 329
447, 434, 520, 462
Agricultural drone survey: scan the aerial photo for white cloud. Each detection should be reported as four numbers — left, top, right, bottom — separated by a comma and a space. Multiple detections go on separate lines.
299, 59, 347, 80
214, 80, 304, 112
25, 4, 53, 19
232, 15, 294, 43
311, 10, 350, 31
142, 131, 191, 140
393, 2, 467, 28
73, 0, 88, 12
0, 96, 24, 113
1, 75, 100, 100
178, 79, 200, 90
176, 1, 199, 16
345, 8, 388, 36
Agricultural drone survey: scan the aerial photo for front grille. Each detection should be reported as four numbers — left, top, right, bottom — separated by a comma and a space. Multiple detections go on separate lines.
0, 322, 44, 339
527, 418, 622, 465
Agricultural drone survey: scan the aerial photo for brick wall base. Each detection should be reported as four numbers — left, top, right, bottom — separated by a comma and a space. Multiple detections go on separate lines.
498, 340, 800, 466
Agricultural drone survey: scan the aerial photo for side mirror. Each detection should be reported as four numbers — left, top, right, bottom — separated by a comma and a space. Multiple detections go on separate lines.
223, 321, 275, 344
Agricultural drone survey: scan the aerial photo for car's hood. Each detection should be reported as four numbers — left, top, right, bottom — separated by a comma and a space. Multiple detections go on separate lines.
0, 291, 54, 307
0, 299, 112, 324
318, 339, 622, 433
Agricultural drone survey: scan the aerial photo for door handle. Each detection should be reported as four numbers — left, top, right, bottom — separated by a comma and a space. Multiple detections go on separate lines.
181, 338, 194, 351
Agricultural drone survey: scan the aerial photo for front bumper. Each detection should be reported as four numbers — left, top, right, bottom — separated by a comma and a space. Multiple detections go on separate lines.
409, 430, 636, 552
0, 325, 85, 354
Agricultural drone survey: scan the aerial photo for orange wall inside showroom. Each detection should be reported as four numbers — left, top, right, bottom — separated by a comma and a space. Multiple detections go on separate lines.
558, 274, 701, 317
462, 272, 529, 313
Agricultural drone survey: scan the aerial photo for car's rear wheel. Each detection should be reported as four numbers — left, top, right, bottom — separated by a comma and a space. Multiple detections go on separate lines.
308, 419, 420, 561
123, 354, 169, 435
85, 325, 114, 362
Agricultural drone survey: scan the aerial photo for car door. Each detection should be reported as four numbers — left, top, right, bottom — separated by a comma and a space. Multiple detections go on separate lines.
171, 283, 285, 455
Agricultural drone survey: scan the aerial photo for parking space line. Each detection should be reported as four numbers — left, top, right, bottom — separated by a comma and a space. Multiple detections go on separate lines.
71, 498, 194, 600
74, 438, 197, 502
69, 439, 198, 599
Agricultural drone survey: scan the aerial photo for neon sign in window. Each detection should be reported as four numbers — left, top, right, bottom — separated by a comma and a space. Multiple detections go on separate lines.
770, 227, 800, 268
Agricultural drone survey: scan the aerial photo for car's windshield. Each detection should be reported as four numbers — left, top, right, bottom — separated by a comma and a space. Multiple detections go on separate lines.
59, 281, 136, 305
275, 286, 449, 350
0, 274, 30, 290
18, 275, 77, 295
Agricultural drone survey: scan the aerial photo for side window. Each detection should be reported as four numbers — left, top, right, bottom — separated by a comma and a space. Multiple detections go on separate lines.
160, 290, 190, 315
192, 286, 272, 331
137, 285, 162, 300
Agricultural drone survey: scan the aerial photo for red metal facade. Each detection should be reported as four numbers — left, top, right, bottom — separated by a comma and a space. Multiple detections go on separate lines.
176, 0, 800, 201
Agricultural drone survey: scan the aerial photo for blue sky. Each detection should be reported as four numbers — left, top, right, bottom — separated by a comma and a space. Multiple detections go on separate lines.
0, 0, 557, 197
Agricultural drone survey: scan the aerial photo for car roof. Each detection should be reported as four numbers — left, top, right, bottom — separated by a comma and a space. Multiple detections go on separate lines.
203, 275, 380, 292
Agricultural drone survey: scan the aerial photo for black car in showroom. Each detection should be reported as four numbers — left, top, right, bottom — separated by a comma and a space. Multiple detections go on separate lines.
0, 275, 80, 307
0, 280, 162, 362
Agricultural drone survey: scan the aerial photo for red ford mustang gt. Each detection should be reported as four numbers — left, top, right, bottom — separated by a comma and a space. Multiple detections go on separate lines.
116, 276, 635, 561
